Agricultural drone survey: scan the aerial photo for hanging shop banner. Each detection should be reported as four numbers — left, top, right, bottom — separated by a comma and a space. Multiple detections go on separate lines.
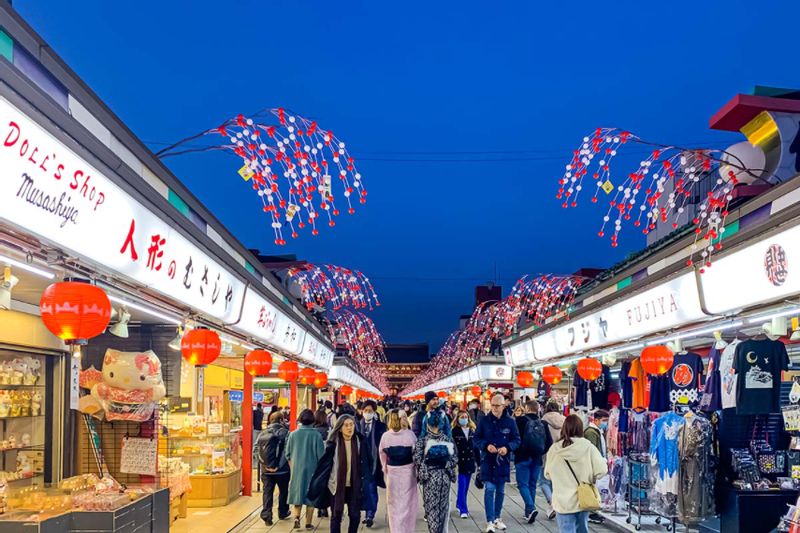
505, 338, 534, 366
235, 291, 307, 357
530, 272, 705, 360
0, 96, 245, 321
701, 222, 800, 314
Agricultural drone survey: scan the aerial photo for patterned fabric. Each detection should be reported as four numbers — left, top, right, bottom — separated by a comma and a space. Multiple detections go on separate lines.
414, 431, 457, 533
650, 412, 683, 517
678, 414, 715, 524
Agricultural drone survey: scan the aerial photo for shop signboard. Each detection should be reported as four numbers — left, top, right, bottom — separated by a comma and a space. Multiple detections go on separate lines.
701, 223, 800, 314
329, 363, 380, 396
506, 338, 534, 366
253, 392, 264, 403
0, 96, 245, 322
235, 291, 307, 357
531, 273, 705, 360
228, 390, 243, 403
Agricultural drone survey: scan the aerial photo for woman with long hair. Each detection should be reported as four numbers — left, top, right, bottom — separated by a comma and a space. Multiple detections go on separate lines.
313, 408, 331, 518
378, 409, 418, 531
414, 410, 457, 533
451, 409, 478, 519
307, 414, 373, 533
544, 414, 607, 533
286, 409, 325, 530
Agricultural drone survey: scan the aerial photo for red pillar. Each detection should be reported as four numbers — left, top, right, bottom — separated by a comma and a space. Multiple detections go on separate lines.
242, 370, 253, 496
463, 390, 468, 410
290, 380, 298, 431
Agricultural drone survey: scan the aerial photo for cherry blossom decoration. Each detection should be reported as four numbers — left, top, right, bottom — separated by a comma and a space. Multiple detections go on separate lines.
157, 108, 366, 246
556, 128, 758, 271
328, 310, 388, 394
284, 264, 379, 312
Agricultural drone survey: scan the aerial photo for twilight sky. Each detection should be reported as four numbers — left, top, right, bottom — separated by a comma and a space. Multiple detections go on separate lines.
15, 0, 800, 353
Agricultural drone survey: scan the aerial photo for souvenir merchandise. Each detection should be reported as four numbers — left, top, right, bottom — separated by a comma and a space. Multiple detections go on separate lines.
720, 339, 741, 410
699, 346, 722, 412
590, 364, 612, 409
620, 361, 633, 409
648, 374, 671, 413
627, 409, 654, 453
650, 411, 683, 517
573, 371, 590, 408
783, 405, 800, 432
677, 413, 715, 524
668, 352, 704, 407
733, 338, 789, 415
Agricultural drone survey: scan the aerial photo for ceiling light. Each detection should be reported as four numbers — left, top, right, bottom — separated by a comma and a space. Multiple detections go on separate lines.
107, 295, 181, 325
0, 266, 19, 310
747, 308, 800, 324
168, 325, 184, 351
0, 254, 54, 279
108, 306, 131, 338
646, 321, 743, 346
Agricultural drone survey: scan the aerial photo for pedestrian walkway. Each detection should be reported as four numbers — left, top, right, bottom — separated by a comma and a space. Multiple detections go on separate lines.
232, 481, 622, 533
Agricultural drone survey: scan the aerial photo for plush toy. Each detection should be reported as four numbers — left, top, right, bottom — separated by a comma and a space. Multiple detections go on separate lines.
87, 350, 166, 422
30, 392, 41, 417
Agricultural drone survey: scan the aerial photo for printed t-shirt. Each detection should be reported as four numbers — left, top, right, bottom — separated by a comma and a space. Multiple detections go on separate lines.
590, 365, 611, 409
719, 339, 741, 410
668, 352, 705, 407
733, 338, 789, 415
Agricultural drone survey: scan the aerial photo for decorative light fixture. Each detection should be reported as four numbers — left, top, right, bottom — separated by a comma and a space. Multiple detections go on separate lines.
180, 328, 222, 366
0, 266, 19, 310
277, 361, 299, 382
244, 349, 273, 377
516, 371, 534, 388
639, 345, 675, 375
576, 357, 603, 381
541, 366, 563, 385
108, 306, 131, 338
168, 325, 185, 351
40, 281, 112, 345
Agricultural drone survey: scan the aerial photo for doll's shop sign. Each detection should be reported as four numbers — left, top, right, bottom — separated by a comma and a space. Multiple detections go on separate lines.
530, 273, 705, 360
0, 96, 244, 323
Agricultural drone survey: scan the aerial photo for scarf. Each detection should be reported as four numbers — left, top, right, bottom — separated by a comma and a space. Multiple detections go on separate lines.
333, 434, 361, 512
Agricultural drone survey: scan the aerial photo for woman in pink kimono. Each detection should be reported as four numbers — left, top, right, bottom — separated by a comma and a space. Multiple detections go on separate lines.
379, 408, 418, 532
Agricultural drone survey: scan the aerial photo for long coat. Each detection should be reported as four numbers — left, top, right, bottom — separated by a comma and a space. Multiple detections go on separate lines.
307, 434, 373, 509
286, 425, 324, 505
357, 417, 387, 488
473, 411, 521, 484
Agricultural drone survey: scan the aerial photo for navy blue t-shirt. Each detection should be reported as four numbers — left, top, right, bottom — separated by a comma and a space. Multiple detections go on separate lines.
668, 352, 705, 407
648, 374, 671, 413
619, 361, 633, 409
590, 365, 612, 409
573, 372, 589, 408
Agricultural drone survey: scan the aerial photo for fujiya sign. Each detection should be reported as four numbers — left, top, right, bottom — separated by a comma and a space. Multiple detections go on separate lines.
0, 96, 244, 322
531, 273, 704, 360
701, 222, 800, 314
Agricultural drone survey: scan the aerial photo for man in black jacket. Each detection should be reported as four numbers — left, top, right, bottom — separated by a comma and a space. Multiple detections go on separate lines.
256, 411, 291, 526
356, 399, 386, 528
514, 400, 545, 524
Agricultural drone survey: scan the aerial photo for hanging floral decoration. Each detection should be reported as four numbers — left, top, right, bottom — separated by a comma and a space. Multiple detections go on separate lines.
328, 310, 389, 394
556, 128, 764, 271
156, 108, 366, 246
284, 263, 379, 312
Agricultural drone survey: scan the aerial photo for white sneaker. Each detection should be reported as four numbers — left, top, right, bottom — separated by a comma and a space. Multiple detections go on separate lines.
493, 519, 508, 530
547, 505, 556, 520
460, 513, 469, 519
485, 523, 496, 533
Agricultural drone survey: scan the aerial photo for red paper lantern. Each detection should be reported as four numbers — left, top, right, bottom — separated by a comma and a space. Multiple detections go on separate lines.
437, 391, 447, 398
470, 385, 482, 397
243, 349, 273, 376
577, 357, 603, 381
299, 367, 315, 385
277, 360, 299, 382
313, 372, 328, 389
516, 371, 534, 388
542, 366, 563, 385
180, 328, 221, 366
640, 345, 675, 375
339, 385, 353, 396
40, 281, 112, 345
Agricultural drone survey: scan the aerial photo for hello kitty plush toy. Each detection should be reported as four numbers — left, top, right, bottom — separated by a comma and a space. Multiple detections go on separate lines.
89, 349, 166, 422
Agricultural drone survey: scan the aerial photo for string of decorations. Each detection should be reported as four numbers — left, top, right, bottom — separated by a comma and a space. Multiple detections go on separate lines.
556, 128, 763, 271
283, 263, 379, 312
156, 108, 366, 245
327, 310, 389, 393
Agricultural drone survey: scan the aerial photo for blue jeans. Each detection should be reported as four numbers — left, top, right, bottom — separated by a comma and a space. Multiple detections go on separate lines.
556, 511, 589, 533
515, 459, 541, 515
539, 466, 553, 504
363, 478, 378, 519
483, 481, 505, 523
456, 473, 471, 514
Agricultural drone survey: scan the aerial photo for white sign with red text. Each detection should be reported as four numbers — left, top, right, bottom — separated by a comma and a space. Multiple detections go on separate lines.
235, 290, 308, 358
0, 96, 244, 322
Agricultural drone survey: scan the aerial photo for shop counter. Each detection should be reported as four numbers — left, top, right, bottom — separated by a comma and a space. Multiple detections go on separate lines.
719, 486, 799, 533
186, 470, 241, 507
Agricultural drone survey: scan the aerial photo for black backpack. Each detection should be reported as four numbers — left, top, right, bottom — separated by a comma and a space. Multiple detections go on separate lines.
522, 416, 547, 456
258, 429, 288, 472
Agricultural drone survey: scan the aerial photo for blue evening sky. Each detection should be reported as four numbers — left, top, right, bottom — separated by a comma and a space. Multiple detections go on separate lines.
15, 1, 800, 353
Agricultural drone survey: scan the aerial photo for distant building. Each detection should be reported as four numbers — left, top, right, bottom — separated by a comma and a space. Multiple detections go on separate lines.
382, 343, 431, 394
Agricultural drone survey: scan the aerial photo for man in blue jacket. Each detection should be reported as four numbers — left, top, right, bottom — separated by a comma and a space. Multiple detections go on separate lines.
474, 393, 521, 533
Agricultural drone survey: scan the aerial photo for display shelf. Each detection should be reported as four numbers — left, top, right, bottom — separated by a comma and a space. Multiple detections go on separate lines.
5, 472, 42, 483
0, 444, 44, 453
0, 384, 45, 389
0, 415, 44, 420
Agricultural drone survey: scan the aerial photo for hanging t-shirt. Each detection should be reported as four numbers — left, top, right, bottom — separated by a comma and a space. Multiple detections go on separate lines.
573, 372, 589, 408
733, 338, 789, 415
537, 380, 551, 401
649, 374, 671, 413
630, 358, 650, 410
590, 365, 611, 409
699, 346, 722, 412
668, 352, 705, 407
620, 361, 633, 409
719, 339, 741, 410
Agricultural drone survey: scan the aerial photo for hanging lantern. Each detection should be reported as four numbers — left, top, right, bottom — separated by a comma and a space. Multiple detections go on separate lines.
180, 328, 221, 366
542, 366, 563, 385
516, 371, 534, 388
277, 360, 299, 382
243, 349, 273, 376
577, 357, 603, 381
437, 391, 447, 399
339, 385, 353, 396
470, 385, 482, 397
313, 372, 328, 388
640, 345, 675, 375
299, 367, 315, 385
40, 281, 112, 345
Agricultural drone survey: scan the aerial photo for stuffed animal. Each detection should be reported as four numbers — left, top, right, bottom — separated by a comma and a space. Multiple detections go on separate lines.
30, 392, 41, 416
89, 350, 166, 422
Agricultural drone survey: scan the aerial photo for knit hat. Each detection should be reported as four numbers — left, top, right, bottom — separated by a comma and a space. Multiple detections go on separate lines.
424, 391, 437, 404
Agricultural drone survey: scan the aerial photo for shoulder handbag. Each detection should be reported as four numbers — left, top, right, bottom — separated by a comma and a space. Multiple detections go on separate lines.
564, 459, 601, 511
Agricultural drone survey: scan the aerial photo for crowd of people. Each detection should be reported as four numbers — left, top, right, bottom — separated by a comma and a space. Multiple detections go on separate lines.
253, 392, 609, 533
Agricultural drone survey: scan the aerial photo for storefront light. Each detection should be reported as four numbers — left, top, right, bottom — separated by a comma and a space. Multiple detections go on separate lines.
0, 253, 55, 279
746, 308, 800, 324
107, 295, 182, 325
646, 320, 743, 346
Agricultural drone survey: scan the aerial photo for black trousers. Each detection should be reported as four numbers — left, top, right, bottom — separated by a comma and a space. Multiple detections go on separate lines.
260, 472, 289, 522
330, 486, 360, 533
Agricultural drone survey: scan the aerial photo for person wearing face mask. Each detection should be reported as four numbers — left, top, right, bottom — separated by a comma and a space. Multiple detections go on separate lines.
584, 409, 610, 525
451, 409, 478, 519
412, 391, 452, 438
468, 398, 485, 426
474, 393, 521, 532
355, 399, 386, 528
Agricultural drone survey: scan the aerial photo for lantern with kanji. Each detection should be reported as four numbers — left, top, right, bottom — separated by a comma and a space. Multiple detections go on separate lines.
516, 371, 534, 388
243, 349, 273, 376
299, 367, 315, 385
180, 328, 221, 366
278, 361, 299, 382
542, 366, 563, 385
577, 357, 603, 381
640, 345, 675, 375
339, 385, 353, 396
40, 281, 112, 345
470, 385, 482, 397
313, 372, 328, 388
